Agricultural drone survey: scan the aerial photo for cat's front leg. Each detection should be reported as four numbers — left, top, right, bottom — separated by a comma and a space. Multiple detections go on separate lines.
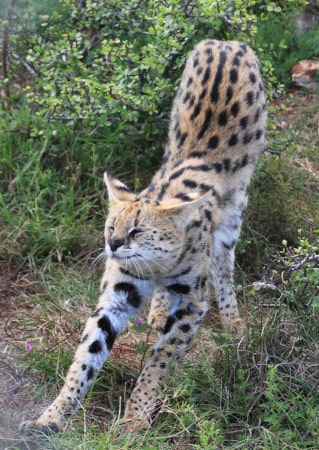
20, 262, 152, 435
123, 289, 208, 430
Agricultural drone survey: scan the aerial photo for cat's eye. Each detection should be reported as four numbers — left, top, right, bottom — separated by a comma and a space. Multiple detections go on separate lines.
129, 228, 143, 238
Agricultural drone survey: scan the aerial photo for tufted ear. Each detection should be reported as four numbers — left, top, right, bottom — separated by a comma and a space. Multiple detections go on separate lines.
104, 171, 137, 203
156, 190, 212, 229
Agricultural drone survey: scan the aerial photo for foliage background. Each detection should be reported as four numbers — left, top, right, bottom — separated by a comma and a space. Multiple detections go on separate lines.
0, 0, 318, 448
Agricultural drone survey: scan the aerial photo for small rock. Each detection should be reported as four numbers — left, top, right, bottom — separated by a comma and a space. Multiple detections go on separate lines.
292, 60, 319, 88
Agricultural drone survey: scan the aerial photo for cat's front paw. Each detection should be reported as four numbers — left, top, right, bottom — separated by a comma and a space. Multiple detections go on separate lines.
147, 287, 171, 331
19, 418, 63, 435
147, 311, 168, 331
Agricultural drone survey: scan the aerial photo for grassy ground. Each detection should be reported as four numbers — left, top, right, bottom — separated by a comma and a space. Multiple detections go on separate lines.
0, 89, 319, 449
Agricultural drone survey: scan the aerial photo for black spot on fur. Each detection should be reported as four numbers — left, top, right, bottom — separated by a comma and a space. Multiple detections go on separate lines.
226, 86, 233, 104
230, 68, 238, 84
189, 151, 207, 159
223, 158, 231, 172
232, 154, 249, 173
183, 179, 198, 189
199, 88, 207, 100
201, 277, 207, 288
199, 182, 212, 192
211, 51, 227, 103
189, 164, 211, 172
254, 108, 260, 123
243, 133, 253, 145
175, 193, 192, 201
233, 56, 240, 66
249, 72, 257, 84
89, 340, 102, 353
197, 108, 213, 139
240, 42, 248, 52
170, 167, 186, 181
186, 219, 202, 230
228, 134, 238, 147
218, 110, 228, 126
204, 209, 212, 221
162, 315, 176, 334
175, 308, 191, 320
183, 91, 191, 104
240, 116, 249, 129
246, 91, 254, 106
187, 76, 193, 87
190, 102, 202, 121
167, 284, 191, 295
189, 95, 195, 108
202, 67, 211, 86
179, 323, 191, 333
207, 135, 219, 150
87, 366, 94, 380
255, 129, 263, 140
98, 316, 117, 351
231, 101, 240, 117
178, 132, 188, 148
196, 67, 203, 76
114, 282, 141, 308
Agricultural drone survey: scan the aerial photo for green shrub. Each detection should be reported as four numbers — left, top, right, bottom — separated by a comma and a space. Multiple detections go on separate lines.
255, 18, 319, 85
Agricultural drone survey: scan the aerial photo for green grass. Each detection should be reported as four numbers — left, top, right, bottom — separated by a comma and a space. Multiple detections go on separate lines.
1, 92, 319, 450
2, 228, 319, 449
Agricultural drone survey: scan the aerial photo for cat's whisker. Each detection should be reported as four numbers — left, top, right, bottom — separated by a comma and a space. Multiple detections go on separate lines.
138, 257, 156, 280
90, 250, 107, 269
142, 255, 166, 273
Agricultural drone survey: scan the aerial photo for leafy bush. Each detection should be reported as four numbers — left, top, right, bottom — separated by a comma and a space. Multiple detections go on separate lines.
256, 17, 319, 85
0, 0, 307, 263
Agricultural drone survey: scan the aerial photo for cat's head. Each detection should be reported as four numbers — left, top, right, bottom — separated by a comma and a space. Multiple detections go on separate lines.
103, 172, 211, 277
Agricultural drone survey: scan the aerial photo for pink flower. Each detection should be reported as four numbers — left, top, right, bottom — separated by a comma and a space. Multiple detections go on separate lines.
25, 342, 35, 351
135, 318, 142, 325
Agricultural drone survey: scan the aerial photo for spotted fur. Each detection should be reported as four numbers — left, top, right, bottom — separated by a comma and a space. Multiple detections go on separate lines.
20, 39, 267, 434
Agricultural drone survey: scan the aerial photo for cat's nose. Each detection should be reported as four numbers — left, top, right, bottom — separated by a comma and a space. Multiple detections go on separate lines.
108, 238, 124, 252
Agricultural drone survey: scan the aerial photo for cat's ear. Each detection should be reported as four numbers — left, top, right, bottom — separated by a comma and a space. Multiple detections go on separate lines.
104, 171, 137, 203
157, 190, 213, 229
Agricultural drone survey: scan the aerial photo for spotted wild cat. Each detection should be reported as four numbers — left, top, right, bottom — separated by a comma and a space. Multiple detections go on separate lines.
20, 39, 267, 434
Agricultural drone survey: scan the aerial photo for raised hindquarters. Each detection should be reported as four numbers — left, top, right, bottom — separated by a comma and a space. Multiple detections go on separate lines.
168, 39, 266, 165
148, 39, 267, 203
